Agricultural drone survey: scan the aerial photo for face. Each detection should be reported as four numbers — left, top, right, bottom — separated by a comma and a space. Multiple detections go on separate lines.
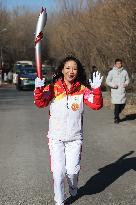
115, 61, 122, 69
62, 60, 78, 84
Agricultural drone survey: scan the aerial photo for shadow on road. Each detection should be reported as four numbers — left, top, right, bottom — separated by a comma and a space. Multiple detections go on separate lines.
120, 114, 136, 122
65, 151, 136, 204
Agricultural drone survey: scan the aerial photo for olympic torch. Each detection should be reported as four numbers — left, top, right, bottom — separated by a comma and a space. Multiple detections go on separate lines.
35, 7, 47, 79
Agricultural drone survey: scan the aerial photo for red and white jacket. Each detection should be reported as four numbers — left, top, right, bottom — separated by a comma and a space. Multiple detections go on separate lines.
34, 80, 103, 141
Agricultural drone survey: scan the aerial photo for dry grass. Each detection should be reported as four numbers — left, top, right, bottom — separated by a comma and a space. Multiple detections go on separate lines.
103, 92, 136, 115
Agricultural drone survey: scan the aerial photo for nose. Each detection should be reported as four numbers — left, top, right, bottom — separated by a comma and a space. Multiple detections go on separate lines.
70, 68, 74, 73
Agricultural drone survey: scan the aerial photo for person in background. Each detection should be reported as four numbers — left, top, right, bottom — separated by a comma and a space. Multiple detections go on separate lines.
106, 58, 130, 124
34, 55, 103, 205
4, 72, 8, 82
7, 70, 13, 84
0, 70, 2, 86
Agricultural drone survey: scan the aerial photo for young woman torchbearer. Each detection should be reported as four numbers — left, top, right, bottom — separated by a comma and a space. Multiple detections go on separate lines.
34, 55, 103, 205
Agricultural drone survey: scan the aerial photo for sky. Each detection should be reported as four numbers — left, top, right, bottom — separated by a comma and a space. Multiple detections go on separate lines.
3, 0, 88, 12
5, 0, 55, 12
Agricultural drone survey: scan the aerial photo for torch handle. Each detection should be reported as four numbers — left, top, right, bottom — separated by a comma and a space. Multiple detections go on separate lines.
35, 42, 42, 79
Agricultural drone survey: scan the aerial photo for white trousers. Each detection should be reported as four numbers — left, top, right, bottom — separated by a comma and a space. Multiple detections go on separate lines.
48, 139, 82, 204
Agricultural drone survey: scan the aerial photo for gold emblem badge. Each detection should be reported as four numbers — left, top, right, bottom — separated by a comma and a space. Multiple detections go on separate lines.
71, 103, 80, 111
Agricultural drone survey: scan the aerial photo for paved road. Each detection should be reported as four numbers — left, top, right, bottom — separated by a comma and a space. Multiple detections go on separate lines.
0, 86, 136, 205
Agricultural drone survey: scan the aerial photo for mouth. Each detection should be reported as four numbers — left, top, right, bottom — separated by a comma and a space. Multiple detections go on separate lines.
68, 75, 75, 79
64, 75, 76, 83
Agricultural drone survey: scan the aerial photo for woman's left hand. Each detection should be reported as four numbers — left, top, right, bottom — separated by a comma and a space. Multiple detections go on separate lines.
89, 71, 103, 89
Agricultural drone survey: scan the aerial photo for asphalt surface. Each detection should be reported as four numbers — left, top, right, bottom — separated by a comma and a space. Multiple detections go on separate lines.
0, 86, 136, 205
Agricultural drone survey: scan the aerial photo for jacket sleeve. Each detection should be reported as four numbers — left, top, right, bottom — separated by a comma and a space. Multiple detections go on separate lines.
34, 84, 54, 108
106, 71, 115, 88
124, 71, 130, 86
83, 87, 103, 110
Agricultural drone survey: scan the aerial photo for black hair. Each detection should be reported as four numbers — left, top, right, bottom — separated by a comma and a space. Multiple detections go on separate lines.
92, 65, 97, 72
53, 55, 87, 85
92, 65, 97, 69
115, 58, 122, 64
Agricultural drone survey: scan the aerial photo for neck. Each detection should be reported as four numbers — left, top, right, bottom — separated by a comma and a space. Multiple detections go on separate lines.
65, 81, 72, 89
63, 79, 73, 90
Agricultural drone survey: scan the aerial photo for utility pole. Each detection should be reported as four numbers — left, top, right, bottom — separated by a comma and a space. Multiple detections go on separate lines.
0, 28, 7, 68
0, 28, 7, 82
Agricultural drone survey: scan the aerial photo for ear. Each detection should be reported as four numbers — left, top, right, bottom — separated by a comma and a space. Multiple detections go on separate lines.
62, 69, 64, 74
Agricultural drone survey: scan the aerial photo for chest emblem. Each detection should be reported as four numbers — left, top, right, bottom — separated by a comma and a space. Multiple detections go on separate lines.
71, 103, 80, 111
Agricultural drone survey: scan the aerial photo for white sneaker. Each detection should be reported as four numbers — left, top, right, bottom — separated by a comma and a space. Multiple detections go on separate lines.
69, 186, 78, 197
55, 203, 64, 205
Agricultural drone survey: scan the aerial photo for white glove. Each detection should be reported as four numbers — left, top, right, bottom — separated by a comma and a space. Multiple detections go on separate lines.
89, 71, 103, 89
35, 77, 45, 88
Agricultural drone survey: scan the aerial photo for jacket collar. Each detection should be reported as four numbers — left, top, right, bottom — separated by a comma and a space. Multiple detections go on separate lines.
57, 80, 80, 94
113, 67, 124, 72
